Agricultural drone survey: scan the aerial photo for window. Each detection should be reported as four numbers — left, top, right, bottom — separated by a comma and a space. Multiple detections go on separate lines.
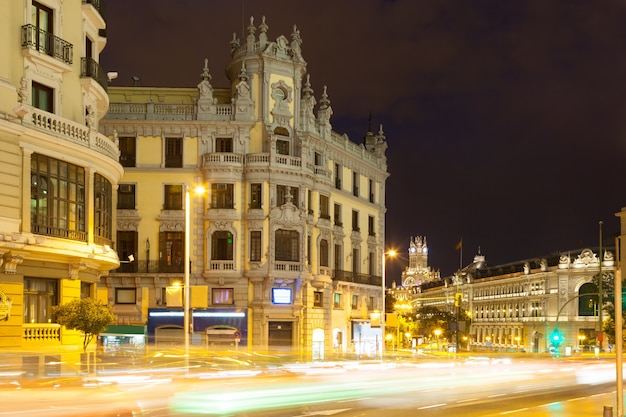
276, 139, 289, 155
307, 189, 313, 215
352, 248, 360, 273
216, 137, 233, 153
307, 235, 311, 266
250, 231, 261, 262
320, 239, 329, 267
333, 293, 342, 308
117, 184, 136, 209
334, 163, 341, 189
94, 174, 112, 244
85, 36, 93, 60
367, 296, 374, 310
277, 185, 298, 207
275, 229, 299, 262
352, 171, 359, 197
368, 215, 375, 236
369, 179, 375, 203
314, 152, 322, 166
578, 283, 598, 316
211, 183, 234, 209
164, 184, 183, 210
368, 251, 375, 275
319, 195, 330, 219
31, 2, 53, 54
30, 154, 86, 241
351, 295, 358, 309
314, 291, 323, 307
211, 231, 234, 260
164, 137, 182, 168
117, 231, 137, 272
212, 288, 234, 305
81, 282, 92, 299
352, 210, 359, 232
24, 278, 57, 324
334, 244, 342, 272
32, 81, 53, 112
119, 137, 136, 167
115, 288, 136, 304
334, 203, 342, 226
250, 183, 262, 209
159, 231, 183, 272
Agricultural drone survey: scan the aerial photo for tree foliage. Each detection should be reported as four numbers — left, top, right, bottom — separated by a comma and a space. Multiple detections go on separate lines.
591, 271, 626, 345
51, 298, 116, 352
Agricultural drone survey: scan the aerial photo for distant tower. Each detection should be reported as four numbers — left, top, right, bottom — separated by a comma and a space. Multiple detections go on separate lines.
401, 236, 440, 288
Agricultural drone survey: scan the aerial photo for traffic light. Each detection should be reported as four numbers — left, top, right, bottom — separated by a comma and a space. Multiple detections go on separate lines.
454, 293, 462, 307
551, 328, 563, 347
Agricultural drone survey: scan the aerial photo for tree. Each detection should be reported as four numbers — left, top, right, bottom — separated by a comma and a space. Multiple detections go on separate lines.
591, 271, 626, 345
415, 305, 455, 341
51, 298, 116, 352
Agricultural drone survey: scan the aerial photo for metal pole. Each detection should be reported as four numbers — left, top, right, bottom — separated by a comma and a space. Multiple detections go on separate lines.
184, 185, 190, 369
616, 233, 624, 417
599, 221, 604, 350
381, 252, 386, 359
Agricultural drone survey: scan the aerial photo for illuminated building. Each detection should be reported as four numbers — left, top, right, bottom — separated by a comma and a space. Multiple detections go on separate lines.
100, 17, 389, 358
394, 237, 615, 353
0, 0, 122, 359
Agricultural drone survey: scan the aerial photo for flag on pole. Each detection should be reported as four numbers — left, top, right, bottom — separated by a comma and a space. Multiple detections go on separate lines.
455, 238, 463, 251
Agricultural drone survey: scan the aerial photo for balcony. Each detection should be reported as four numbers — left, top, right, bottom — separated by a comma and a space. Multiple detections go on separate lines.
114, 260, 183, 274
276, 261, 301, 272
202, 152, 243, 169
82, 0, 106, 19
81, 57, 108, 92
24, 105, 119, 160
208, 261, 235, 271
333, 269, 381, 286
31, 223, 87, 242
21, 24, 73, 66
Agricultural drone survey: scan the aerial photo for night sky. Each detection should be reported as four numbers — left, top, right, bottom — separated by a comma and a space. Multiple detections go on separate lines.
100, 1, 626, 284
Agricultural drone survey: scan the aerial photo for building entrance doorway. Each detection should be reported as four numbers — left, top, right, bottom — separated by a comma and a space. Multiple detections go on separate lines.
268, 321, 293, 349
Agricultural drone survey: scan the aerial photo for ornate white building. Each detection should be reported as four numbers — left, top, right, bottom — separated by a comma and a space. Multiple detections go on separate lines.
100, 16, 389, 359
392, 237, 616, 353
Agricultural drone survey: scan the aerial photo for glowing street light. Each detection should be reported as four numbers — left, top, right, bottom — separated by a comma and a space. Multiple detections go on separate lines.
184, 184, 205, 363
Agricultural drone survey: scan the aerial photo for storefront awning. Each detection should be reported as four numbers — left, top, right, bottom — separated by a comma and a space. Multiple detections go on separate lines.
100, 325, 145, 337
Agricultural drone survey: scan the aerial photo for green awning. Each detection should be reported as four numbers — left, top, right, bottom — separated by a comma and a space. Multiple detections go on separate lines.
101, 325, 145, 336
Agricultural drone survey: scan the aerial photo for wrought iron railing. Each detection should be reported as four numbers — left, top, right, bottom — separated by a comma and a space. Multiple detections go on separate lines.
80, 57, 108, 91
333, 269, 381, 286
21, 24, 73, 65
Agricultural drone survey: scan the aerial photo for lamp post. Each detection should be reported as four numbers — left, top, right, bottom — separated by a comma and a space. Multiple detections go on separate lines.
184, 184, 205, 364
184, 185, 191, 360
381, 250, 396, 358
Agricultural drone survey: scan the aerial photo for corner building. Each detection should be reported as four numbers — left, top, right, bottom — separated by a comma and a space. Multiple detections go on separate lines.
0, 0, 122, 356
101, 17, 389, 358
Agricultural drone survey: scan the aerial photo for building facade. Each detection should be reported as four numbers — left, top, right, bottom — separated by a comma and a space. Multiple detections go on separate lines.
390, 237, 615, 353
100, 17, 389, 359
0, 0, 122, 360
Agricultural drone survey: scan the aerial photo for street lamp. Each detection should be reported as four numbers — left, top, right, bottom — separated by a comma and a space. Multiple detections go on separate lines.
381, 249, 396, 357
434, 328, 442, 351
184, 184, 205, 362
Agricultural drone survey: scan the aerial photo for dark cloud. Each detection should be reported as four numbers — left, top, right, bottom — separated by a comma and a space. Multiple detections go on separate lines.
101, 0, 626, 281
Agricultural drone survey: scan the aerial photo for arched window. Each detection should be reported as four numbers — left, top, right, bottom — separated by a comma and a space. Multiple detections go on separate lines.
320, 239, 329, 267
578, 282, 598, 316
